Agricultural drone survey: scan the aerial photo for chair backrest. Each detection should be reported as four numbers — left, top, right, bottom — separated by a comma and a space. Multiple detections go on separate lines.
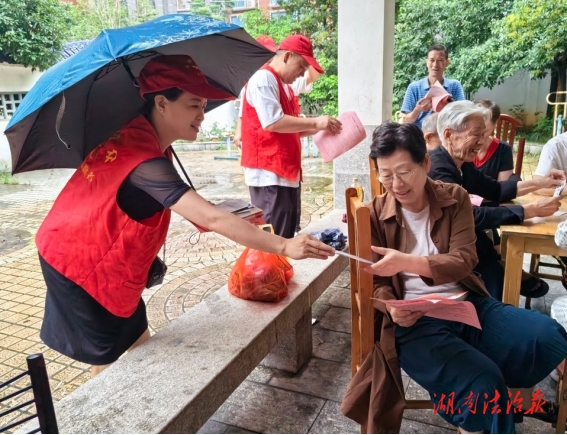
495, 114, 526, 177
345, 187, 375, 376
0, 354, 58, 434
368, 155, 385, 200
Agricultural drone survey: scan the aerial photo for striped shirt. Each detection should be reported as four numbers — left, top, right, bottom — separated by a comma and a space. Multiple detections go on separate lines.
401, 77, 465, 128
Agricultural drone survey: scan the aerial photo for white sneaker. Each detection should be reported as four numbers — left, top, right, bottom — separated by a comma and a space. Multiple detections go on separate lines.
551, 368, 560, 382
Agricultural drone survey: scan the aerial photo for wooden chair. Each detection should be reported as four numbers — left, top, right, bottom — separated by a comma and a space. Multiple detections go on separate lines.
495, 114, 526, 177
496, 113, 565, 298
0, 354, 58, 434
368, 155, 385, 200
345, 188, 432, 434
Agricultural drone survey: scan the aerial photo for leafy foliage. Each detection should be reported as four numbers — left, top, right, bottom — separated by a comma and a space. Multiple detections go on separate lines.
395, 0, 567, 107
0, 0, 72, 71
187, 0, 234, 21
393, 0, 513, 105
242, 0, 338, 115
279, 0, 337, 115
497, 0, 567, 92
241, 8, 295, 44
66, 0, 158, 41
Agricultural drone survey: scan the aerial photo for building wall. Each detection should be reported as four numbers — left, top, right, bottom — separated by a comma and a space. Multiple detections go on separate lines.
0, 119, 11, 167
471, 70, 552, 126
0, 64, 43, 95
0, 65, 44, 169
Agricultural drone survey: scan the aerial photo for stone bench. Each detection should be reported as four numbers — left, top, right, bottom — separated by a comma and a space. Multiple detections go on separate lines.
22, 210, 348, 434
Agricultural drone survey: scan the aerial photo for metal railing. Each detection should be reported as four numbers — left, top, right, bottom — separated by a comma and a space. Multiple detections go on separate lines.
546, 91, 567, 137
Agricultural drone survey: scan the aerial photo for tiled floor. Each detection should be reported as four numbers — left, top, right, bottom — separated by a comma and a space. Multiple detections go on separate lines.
0, 151, 335, 431
0, 149, 564, 433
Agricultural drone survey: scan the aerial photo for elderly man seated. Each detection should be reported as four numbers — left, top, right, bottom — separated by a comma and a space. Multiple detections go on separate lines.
421, 112, 441, 151
341, 122, 567, 434
535, 131, 567, 179
534, 131, 567, 287
427, 101, 564, 301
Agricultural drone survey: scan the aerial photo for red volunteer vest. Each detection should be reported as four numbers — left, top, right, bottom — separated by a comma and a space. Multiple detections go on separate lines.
241, 65, 302, 181
36, 116, 171, 318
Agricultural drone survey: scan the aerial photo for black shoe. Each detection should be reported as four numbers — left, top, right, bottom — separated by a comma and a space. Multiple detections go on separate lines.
522, 401, 558, 424
520, 276, 549, 298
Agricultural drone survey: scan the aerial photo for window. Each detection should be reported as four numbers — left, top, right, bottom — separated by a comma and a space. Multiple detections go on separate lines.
269, 0, 278, 5
230, 15, 243, 26
233, 0, 254, 8
270, 11, 286, 19
0, 93, 25, 119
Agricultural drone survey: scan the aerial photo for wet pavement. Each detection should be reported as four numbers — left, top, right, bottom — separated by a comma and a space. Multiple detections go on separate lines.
0, 150, 562, 433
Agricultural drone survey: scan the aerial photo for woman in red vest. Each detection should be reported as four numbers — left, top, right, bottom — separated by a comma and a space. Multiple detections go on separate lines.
35, 55, 335, 376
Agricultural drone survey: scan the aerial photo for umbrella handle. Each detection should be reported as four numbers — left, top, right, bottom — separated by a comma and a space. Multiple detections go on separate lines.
55, 94, 71, 149
171, 147, 195, 191
122, 61, 138, 87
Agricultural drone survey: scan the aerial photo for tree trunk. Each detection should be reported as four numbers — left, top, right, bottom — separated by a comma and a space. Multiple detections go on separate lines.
547, 69, 559, 118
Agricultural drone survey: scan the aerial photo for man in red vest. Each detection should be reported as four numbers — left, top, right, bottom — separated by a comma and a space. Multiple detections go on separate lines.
240, 35, 341, 238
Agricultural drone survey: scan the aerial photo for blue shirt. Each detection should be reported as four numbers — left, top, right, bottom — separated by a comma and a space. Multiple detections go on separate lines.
401, 77, 465, 128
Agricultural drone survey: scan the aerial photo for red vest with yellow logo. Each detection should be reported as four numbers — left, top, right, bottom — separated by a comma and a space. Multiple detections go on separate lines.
36, 116, 171, 318
240, 65, 302, 181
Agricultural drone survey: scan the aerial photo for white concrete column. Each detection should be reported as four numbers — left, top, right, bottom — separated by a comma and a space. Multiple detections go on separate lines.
334, 0, 395, 207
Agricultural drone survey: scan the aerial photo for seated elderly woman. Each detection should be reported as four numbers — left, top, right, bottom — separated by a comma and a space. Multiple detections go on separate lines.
421, 112, 441, 151
344, 122, 567, 434
472, 99, 514, 181
428, 101, 564, 301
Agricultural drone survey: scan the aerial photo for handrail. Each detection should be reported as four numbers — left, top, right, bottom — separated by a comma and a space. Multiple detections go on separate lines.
546, 92, 567, 136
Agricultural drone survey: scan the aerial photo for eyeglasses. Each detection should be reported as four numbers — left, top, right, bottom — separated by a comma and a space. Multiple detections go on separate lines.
377, 167, 419, 186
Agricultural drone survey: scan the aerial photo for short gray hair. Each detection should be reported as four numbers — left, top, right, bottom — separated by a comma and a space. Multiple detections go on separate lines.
421, 113, 439, 135
437, 101, 492, 138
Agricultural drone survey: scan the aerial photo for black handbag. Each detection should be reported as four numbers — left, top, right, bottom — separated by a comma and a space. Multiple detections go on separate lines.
146, 255, 167, 288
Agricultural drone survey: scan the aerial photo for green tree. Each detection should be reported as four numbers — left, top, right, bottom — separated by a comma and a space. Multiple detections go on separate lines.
395, 0, 567, 111
280, 0, 337, 115
190, 0, 212, 17
66, 0, 159, 41
0, 0, 72, 70
497, 0, 567, 94
208, 0, 235, 21
241, 8, 294, 43
242, 1, 337, 115
183, 0, 234, 21
393, 0, 514, 107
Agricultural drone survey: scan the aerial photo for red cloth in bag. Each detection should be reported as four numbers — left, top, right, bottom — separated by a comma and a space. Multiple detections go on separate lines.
228, 248, 294, 302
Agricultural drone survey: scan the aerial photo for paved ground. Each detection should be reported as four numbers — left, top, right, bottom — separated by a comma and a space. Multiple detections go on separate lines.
0, 149, 563, 433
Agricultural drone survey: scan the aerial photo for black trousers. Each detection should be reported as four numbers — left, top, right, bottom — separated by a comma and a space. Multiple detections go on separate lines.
296, 182, 302, 232
474, 251, 504, 301
249, 185, 300, 238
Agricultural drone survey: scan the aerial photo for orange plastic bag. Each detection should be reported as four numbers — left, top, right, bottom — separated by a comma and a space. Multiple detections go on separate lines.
228, 248, 294, 302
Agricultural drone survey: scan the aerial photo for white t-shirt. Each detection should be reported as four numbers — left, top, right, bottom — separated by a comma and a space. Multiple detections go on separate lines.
400, 205, 466, 300
240, 70, 313, 188
238, 70, 312, 117
535, 132, 567, 176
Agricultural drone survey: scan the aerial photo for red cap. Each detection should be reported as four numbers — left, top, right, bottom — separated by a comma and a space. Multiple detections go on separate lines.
278, 35, 324, 74
138, 55, 235, 100
256, 35, 277, 52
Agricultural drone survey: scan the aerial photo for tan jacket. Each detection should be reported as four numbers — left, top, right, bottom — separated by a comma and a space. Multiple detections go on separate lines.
341, 178, 490, 433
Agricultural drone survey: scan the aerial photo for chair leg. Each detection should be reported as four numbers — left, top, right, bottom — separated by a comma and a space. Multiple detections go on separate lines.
556, 359, 567, 433
530, 254, 540, 276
